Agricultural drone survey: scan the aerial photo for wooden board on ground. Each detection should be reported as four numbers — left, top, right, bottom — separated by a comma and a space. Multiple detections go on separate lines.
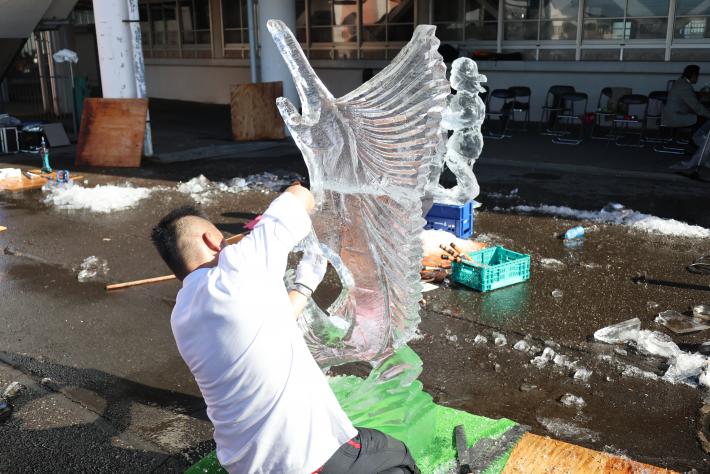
503, 433, 677, 474
0, 170, 83, 192
76, 98, 147, 167
230, 82, 285, 141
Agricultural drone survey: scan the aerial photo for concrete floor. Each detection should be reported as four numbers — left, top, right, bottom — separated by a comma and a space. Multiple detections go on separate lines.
0, 100, 709, 472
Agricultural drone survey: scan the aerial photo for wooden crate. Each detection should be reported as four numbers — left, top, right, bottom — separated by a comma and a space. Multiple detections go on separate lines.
230, 82, 285, 141
76, 98, 148, 167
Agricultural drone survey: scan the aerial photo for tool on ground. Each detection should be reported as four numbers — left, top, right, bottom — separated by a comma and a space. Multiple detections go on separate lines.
450, 243, 472, 262
105, 233, 245, 291
688, 255, 710, 275
454, 424, 529, 473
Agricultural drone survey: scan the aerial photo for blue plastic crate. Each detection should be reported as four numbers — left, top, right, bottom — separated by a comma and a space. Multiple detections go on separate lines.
452, 246, 530, 292
425, 201, 474, 238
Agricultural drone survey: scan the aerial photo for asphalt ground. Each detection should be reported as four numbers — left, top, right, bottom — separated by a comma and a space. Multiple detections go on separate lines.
1, 99, 710, 472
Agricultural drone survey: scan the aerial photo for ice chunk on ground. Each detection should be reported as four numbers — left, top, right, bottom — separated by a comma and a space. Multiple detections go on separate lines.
44, 182, 153, 213
663, 353, 708, 383
559, 393, 586, 409
635, 330, 681, 359
622, 365, 659, 380
551, 289, 563, 298
508, 203, 710, 238
77, 256, 109, 282
513, 340, 530, 352
540, 258, 565, 270
474, 335, 488, 344
700, 368, 710, 388
492, 332, 507, 347
538, 417, 599, 442
553, 354, 575, 368
593, 318, 641, 344
531, 347, 556, 367
574, 368, 592, 382
3, 381, 23, 399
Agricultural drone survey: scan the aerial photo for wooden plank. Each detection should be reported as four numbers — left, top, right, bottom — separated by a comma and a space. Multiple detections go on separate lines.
230, 82, 285, 141
0, 226, 6, 232
502, 433, 677, 474
0, 171, 84, 192
76, 98, 147, 168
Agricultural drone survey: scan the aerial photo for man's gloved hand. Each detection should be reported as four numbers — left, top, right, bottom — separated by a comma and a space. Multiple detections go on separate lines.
295, 247, 328, 295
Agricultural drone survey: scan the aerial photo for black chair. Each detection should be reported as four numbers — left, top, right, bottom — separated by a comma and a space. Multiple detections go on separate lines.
480, 84, 490, 103
591, 87, 616, 140
654, 125, 692, 155
484, 88, 514, 139
552, 92, 588, 145
539, 85, 575, 135
506, 86, 531, 131
612, 94, 648, 148
643, 91, 668, 144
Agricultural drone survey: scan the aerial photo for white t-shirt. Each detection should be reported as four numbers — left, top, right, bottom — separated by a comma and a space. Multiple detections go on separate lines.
171, 193, 357, 474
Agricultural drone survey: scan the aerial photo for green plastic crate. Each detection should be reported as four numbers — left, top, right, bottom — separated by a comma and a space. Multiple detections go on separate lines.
452, 246, 530, 292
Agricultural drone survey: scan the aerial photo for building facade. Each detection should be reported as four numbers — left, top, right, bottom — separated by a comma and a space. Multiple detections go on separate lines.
71, 0, 710, 116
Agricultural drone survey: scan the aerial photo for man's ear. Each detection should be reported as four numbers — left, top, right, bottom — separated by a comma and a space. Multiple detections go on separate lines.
203, 231, 224, 253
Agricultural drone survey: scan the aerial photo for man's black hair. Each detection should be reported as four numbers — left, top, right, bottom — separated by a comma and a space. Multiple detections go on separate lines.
151, 205, 209, 280
683, 64, 700, 79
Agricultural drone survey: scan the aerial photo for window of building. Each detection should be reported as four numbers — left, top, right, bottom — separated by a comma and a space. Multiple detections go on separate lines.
583, 0, 670, 41
674, 0, 710, 39
295, 0, 414, 59
433, 0, 498, 42
222, 0, 250, 58
504, 0, 579, 41
179, 0, 211, 46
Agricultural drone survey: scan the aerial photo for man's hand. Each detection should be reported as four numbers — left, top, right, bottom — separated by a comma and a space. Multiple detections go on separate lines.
285, 183, 315, 214
295, 247, 328, 295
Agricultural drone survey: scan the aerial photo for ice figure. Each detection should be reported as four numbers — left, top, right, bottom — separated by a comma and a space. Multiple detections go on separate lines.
268, 20, 449, 367
427, 58, 487, 206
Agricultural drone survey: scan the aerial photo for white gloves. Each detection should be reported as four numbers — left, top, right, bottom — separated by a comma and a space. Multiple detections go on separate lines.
295, 247, 328, 295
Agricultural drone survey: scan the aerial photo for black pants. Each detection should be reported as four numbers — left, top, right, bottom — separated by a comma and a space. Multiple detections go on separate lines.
319, 427, 419, 474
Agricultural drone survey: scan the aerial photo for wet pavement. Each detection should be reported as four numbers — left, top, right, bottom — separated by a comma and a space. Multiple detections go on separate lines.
2, 100, 710, 471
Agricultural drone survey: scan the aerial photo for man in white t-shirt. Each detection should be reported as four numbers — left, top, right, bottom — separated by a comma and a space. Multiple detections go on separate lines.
151, 183, 419, 473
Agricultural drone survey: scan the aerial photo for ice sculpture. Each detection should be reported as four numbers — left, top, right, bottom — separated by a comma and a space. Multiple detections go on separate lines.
427, 58, 487, 206
268, 20, 449, 367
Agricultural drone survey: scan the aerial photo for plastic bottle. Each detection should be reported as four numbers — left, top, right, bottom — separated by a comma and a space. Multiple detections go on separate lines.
562, 225, 585, 240
40, 137, 52, 174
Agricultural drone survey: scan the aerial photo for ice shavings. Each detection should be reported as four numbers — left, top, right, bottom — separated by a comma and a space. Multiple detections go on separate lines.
540, 258, 565, 270
507, 203, 710, 238
77, 256, 109, 282
44, 182, 153, 213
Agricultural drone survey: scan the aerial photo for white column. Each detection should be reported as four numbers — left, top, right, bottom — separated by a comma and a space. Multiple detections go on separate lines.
92, 0, 137, 98
257, 0, 299, 110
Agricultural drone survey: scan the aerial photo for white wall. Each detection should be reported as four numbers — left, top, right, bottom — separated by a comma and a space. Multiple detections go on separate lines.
143, 59, 710, 115
144, 60, 367, 103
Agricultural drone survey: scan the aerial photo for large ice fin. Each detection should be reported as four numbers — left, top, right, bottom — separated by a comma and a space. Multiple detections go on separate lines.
427, 57, 487, 206
269, 20, 449, 367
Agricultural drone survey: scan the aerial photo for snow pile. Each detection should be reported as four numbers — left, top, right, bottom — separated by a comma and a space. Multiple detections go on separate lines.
594, 317, 710, 386
44, 182, 153, 213
77, 256, 109, 282
507, 203, 710, 238
177, 172, 303, 204
540, 258, 565, 270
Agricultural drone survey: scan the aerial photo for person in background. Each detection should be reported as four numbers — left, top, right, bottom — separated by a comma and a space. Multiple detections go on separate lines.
664, 65, 710, 172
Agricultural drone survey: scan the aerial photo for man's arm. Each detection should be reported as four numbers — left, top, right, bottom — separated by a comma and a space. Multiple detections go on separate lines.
219, 184, 314, 279
681, 82, 710, 119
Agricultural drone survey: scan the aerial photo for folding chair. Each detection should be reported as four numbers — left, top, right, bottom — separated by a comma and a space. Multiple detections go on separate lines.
507, 86, 531, 131
484, 88, 514, 140
552, 92, 588, 145
539, 85, 575, 135
612, 94, 648, 148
